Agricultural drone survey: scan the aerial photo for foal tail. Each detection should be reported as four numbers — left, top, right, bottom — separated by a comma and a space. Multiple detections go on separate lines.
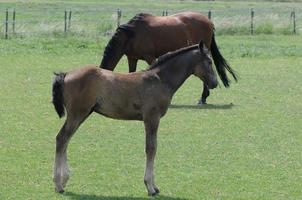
210, 34, 237, 87
52, 72, 66, 118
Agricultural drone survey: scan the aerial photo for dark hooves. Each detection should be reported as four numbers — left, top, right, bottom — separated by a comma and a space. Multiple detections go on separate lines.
149, 192, 158, 197
57, 189, 65, 194
198, 101, 207, 105
148, 188, 160, 196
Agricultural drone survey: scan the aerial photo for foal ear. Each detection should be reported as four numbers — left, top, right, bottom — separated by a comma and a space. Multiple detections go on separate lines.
198, 40, 204, 51
198, 40, 209, 53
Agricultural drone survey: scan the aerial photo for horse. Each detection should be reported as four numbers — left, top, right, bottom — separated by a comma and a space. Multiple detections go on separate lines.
52, 41, 218, 196
100, 11, 237, 104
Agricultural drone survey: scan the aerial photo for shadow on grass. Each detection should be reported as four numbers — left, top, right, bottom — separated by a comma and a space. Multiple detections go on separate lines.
169, 103, 234, 110
63, 191, 188, 200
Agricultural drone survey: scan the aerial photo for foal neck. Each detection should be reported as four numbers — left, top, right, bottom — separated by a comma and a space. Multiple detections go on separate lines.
155, 50, 197, 95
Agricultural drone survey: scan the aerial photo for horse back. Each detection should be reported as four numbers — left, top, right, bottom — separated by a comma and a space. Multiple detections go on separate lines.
125, 11, 214, 59
174, 12, 214, 47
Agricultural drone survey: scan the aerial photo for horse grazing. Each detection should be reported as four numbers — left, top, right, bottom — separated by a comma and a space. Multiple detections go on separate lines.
52, 41, 217, 196
100, 11, 237, 104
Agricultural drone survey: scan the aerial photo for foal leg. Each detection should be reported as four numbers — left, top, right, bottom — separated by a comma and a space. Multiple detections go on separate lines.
53, 119, 78, 193
143, 116, 160, 196
199, 83, 210, 105
53, 113, 88, 193
127, 57, 138, 73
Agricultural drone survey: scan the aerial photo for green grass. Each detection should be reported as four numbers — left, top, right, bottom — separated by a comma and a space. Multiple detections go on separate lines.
0, 32, 302, 200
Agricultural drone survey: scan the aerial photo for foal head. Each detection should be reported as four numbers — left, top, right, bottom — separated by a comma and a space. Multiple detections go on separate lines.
193, 41, 218, 89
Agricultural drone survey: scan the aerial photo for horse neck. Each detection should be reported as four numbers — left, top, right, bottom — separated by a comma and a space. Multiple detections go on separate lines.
100, 31, 127, 70
156, 51, 195, 95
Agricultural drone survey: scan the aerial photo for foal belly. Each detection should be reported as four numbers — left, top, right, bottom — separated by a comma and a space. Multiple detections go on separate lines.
94, 101, 143, 121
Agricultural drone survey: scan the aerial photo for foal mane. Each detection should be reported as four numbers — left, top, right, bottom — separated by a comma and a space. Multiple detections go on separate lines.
148, 45, 199, 70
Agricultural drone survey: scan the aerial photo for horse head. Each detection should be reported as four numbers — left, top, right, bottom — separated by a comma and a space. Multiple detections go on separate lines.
100, 26, 134, 70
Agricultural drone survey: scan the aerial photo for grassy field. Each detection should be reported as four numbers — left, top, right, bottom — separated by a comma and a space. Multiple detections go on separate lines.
1, 33, 302, 200
1, 1, 302, 200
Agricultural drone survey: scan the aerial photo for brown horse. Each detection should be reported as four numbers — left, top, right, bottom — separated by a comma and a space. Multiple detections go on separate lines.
100, 11, 237, 104
52, 41, 217, 196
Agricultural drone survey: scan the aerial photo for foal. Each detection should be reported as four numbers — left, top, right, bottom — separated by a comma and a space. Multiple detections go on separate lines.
52, 41, 218, 196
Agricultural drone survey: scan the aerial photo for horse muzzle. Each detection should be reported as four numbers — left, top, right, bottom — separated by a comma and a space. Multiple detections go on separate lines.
207, 79, 218, 89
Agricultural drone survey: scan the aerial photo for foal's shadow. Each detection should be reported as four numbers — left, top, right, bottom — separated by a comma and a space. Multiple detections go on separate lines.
64, 192, 187, 200
169, 103, 234, 110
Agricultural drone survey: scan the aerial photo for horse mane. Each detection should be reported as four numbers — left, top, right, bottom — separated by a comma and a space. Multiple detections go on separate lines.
148, 45, 199, 70
100, 28, 129, 68
120, 13, 152, 31
101, 13, 151, 68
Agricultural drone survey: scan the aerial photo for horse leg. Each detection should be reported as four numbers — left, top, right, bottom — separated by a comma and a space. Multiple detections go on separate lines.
53, 112, 90, 193
143, 115, 160, 196
127, 57, 138, 73
144, 55, 156, 65
199, 83, 210, 105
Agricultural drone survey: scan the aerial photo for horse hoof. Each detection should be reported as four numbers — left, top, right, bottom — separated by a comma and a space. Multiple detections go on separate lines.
198, 101, 206, 105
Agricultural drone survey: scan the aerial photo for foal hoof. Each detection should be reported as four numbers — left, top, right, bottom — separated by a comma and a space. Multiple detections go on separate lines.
55, 187, 65, 194
148, 191, 159, 197
154, 187, 160, 194
148, 187, 160, 196
58, 189, 65, 194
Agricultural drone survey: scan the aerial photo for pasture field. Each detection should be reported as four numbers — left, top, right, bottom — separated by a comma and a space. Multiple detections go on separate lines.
1, 1, 302, 200
1, 33, 302, 200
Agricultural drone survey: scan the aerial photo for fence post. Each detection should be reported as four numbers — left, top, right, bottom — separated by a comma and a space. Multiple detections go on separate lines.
68, 9, 72, 31
117, 9, 121, 27
292, 9, 296, 34
208, 10, 212, 19
251, 8, 254, 35
5, 8, 8, 39
64, 9, 67, 34
12, 9, 15, 34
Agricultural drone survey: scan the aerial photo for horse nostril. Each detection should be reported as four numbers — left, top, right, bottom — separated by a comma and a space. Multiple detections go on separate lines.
208, 80, 218, 89
213, 82, 218, 88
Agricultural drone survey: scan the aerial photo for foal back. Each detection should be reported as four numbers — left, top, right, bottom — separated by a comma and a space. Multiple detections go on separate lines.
62, 66, 170, 121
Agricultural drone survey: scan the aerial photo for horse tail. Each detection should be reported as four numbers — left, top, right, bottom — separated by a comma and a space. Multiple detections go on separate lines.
52, 72, 66, 118
210, 34, 237, 87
